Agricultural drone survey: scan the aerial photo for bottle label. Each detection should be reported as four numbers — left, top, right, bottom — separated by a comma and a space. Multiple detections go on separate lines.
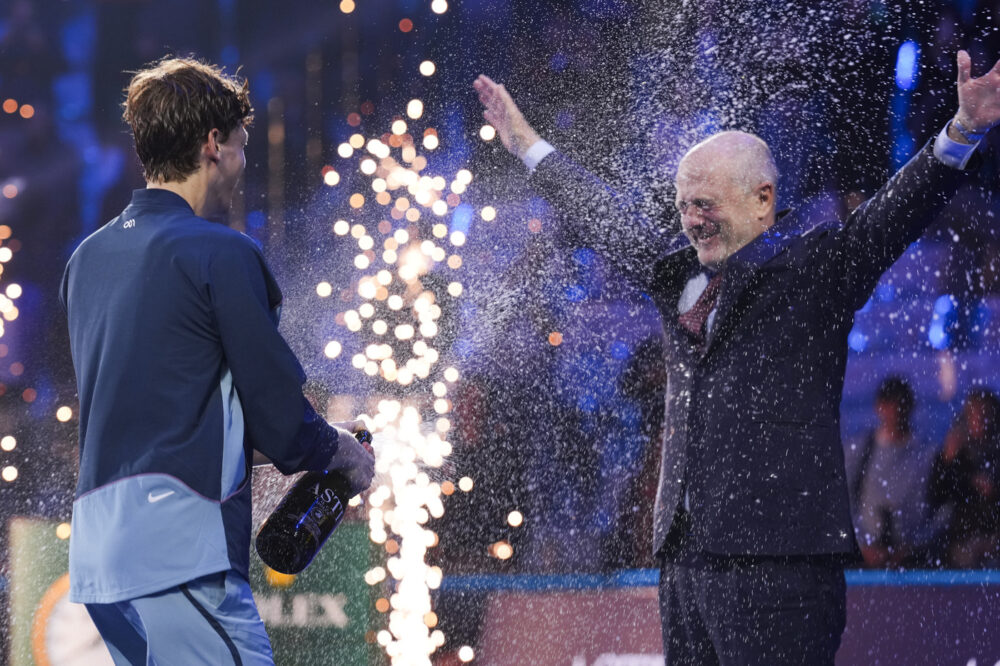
297, 482, 345, 543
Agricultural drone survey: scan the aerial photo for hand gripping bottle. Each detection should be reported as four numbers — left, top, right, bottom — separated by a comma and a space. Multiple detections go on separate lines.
255, 430, 373, 574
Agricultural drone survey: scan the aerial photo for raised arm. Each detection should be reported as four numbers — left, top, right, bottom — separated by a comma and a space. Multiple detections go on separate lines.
833, 50, 999, 310
474, 75, 678, 290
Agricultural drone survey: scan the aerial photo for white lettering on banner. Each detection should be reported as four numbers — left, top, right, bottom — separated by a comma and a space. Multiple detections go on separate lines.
571, 655, 664, 666
255, 595, 282, 623
256, 593, 350, 628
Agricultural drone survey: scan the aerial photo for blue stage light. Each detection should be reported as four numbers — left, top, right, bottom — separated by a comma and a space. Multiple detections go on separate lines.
451, 203, 473, 236
928, 320, 949, 350
848, 327, 868, 352
934, 294, 956, 315
564, 285, 586, 302
895, 40, 919, 91
572, 248, 596, 267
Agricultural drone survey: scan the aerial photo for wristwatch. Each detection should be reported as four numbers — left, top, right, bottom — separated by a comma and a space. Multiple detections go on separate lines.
951, 117, 992, 143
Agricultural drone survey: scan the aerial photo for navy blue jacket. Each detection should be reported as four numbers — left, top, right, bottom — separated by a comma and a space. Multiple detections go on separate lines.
60, 189, 339, 602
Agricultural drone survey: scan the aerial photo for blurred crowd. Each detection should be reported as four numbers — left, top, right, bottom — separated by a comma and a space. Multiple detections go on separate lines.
847, 378, 1000, 569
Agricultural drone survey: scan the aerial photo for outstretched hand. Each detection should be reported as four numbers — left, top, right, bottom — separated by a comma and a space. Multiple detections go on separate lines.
473, 74, 541, 159
955, 49, 1000, 133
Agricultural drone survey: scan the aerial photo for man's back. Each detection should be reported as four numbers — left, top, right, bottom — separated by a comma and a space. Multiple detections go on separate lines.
61, 188, 277, 603
63, 188, 269, 501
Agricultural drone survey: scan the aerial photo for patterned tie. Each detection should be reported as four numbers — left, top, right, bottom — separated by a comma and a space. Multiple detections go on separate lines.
678, 271, 724, 345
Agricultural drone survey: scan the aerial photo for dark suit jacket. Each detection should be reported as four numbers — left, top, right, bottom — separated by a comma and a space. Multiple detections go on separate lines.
528, 141, 972, 558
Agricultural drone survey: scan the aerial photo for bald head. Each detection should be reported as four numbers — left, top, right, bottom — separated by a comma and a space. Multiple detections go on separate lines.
674, 131, 779, 270
679, 131, 778, 195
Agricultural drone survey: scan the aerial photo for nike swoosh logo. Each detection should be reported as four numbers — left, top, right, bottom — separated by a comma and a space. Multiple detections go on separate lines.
147, 490, 175, 503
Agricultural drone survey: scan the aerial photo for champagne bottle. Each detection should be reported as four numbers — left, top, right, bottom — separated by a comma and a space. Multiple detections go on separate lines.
255, 430, 373, 574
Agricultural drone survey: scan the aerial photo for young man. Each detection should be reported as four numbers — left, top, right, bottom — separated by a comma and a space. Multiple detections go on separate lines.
475, 49, 1000, 664
60, 57, 374, 665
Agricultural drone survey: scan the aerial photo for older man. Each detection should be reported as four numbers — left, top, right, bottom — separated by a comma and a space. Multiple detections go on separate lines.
474, 49, 1000, 664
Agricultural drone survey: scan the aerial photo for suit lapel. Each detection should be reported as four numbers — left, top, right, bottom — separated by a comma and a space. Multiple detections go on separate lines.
658, 243, 698, 301
703, 210, 800, 354
703, 261, 756, 353
653, 235, 703, 358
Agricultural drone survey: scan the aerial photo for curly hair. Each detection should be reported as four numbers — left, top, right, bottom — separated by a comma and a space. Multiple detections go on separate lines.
122, 56, 254, 183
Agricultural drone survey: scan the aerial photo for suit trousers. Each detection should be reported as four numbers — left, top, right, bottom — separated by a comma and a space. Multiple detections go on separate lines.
658, 553, 846, 665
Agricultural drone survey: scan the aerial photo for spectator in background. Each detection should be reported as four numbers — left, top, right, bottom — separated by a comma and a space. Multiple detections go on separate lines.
929, 388, 1000, 568
844, 377, 943, 568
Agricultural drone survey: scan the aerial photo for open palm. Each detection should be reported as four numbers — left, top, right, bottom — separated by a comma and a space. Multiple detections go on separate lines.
956, 49, 1000, 131
473, 74, 540, 158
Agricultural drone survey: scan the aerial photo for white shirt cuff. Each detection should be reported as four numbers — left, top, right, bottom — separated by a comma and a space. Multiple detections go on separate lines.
522, 140, 555, 172
933, 123, 981, 170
